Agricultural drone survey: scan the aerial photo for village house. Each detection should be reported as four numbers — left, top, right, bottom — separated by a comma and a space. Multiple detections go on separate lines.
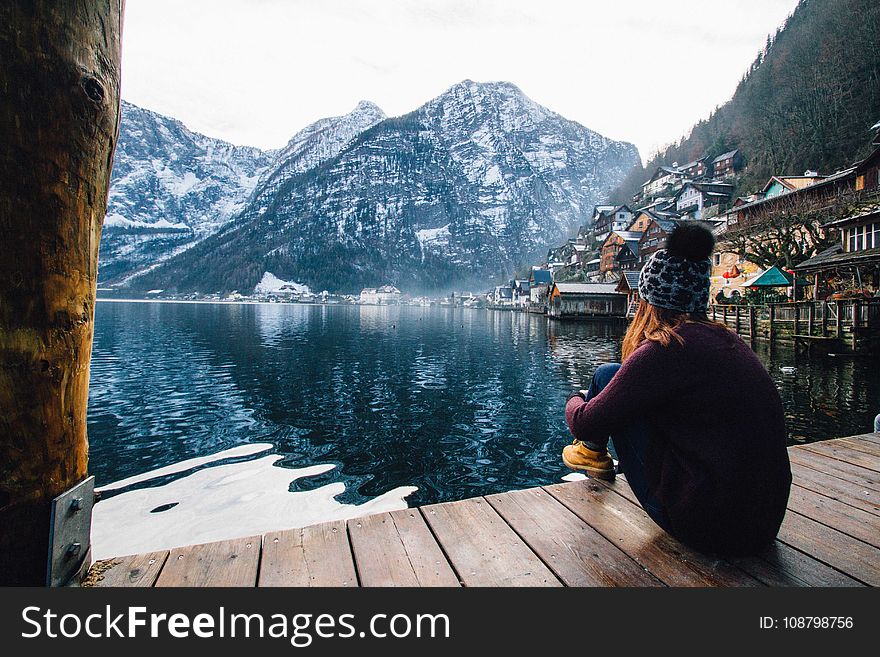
492, 285, 514, 306
547, 283, 627, 318
674, 181, 735, 219
723, 166, 857, 228
761, 172, 826, 198
600, 230, 642, 278
615, 270, 642, 317
529, 268, 553, 306
677, 156, 710, 180
593, 204, 635, 243
615, 241, 640, 272
795, 134, 880, 298
711, 149, 744, 178
359, 285, 401, 305
512, 279, 531, 307
640, 165, 690, 199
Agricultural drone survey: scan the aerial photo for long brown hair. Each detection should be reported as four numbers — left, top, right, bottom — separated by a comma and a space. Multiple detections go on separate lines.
621, 299, 726, 361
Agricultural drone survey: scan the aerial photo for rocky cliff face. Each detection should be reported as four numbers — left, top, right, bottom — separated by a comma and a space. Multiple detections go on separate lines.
113, 82, 640, 294
101, 100, 274, 284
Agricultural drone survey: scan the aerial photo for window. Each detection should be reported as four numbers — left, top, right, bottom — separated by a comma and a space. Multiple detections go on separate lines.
714, 254, 721, 266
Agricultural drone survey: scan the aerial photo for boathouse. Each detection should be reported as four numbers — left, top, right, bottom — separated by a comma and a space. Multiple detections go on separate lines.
547, 283, 626, 319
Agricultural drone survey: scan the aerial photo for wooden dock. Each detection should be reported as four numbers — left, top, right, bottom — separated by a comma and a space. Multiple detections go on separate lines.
89, 433, 880, 587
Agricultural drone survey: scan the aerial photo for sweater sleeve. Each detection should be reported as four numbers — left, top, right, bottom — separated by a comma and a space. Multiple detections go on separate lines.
565, 340, 681, 443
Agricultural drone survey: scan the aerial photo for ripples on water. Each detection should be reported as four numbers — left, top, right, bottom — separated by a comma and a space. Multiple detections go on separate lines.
88, 301, 880, 554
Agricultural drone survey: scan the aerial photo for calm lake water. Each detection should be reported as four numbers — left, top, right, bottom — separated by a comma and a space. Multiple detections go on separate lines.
86, 301, 880, 557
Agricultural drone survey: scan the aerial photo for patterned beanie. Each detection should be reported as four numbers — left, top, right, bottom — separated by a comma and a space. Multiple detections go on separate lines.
638, 250, 711, 313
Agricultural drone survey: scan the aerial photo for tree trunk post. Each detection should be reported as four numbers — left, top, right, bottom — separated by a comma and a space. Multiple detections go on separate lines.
0, 1, 124, 585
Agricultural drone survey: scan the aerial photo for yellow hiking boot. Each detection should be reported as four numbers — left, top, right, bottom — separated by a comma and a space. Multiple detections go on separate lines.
562, 440, 615, 480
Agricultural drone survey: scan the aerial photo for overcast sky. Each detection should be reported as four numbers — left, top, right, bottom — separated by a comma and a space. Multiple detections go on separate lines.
121, 0, 800, 162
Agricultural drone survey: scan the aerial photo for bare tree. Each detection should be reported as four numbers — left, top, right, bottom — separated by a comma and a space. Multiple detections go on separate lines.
718, 188, 876, 270
0, 1, 124, 585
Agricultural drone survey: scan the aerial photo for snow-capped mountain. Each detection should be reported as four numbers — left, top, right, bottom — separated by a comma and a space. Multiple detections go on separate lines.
100, 100, 274, 283
123, 81, 640, 293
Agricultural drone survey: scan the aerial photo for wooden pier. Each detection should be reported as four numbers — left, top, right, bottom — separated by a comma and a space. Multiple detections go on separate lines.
89, 433, 880, 587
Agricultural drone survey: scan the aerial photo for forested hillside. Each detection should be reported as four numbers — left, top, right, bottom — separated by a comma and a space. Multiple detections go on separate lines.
610, 0, 880, 203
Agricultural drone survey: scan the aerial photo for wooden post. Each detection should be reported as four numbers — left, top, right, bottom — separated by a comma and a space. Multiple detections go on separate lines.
852, 300, 861, 350
820, 301, 827, 336
723, 305, 728, 326
749, 306, 756, 344
0, 1, 124, 585
769, 304, 775, 342
735, 305, 741, 334
807, 303, 814, 336
794, 303, 800, 335
836, 300, 842, 338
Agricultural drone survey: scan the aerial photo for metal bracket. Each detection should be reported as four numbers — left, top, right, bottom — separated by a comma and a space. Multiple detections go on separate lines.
46, 476, 95, 587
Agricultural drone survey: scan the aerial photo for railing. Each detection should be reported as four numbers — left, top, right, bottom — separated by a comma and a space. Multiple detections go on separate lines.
709, 300, 880, 346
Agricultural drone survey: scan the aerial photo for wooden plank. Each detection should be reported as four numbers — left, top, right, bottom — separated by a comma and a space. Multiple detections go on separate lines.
156, 536, 260, 587
787, 484, 880, 549
421, 497, 560, 587
836, 436, 880, 457
732, 541, 863, 587
848, 432, 880, 446
799, 440, 880, 474
349, 513, 418, 586
388, 509, 460, 587
545, 481, 760, 587
790, 462, 880, 516
259, 520, 356, 587
788, 448, 880, 491
92, 551, 168, 588
777, 511, 880, 586
486, 487, 662, 587
602, 475, 862, 586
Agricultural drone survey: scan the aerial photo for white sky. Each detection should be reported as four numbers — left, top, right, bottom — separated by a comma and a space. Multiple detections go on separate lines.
121, 0, 800, 162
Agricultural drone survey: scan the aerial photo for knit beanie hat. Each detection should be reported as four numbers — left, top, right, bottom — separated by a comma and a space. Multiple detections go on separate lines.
638, 223, 715, 313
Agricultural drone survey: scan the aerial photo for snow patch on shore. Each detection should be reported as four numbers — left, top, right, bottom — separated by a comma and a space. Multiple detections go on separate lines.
91, 446, 417, 560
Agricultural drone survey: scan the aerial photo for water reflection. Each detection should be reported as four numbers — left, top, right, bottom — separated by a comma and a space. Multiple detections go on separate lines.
89, 302, 879, 545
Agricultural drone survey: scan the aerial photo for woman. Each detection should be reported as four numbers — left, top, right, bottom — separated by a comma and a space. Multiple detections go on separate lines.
563, 223, 791, 556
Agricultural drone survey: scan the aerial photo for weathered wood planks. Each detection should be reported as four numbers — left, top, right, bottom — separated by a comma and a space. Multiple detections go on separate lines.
421, 497, 561, 587
259, 520, 357, 587
486, 487, 662, 587
348, 510, 459, 587
87, 434, 879, 589
93, 551, 168, 588
545, 480, 761, 587
155, 536, 260, 587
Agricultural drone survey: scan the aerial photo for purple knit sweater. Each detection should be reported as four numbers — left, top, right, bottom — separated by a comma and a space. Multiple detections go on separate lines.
565, 322, 792, 554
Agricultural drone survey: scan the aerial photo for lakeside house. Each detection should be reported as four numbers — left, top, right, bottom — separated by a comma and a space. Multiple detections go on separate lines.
547, 283, 627, 319
615, 270, 642, 317
359, 285, 402, 305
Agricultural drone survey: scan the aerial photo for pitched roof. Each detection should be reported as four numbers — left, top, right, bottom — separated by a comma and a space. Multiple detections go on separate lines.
742, 266, 807, 287
553, 283, 623, 295
531, 269, 553, 285
712, 149, 739, 163
795, 244, 880, 270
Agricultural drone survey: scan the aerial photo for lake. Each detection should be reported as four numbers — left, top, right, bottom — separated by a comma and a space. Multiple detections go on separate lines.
87, 300, 880, 558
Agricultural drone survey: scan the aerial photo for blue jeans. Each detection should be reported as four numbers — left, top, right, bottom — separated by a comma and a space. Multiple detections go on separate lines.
584, 363, 671, 532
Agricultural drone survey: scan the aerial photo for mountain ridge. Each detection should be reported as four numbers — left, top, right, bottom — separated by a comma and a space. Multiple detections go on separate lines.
108, 81, 640, 294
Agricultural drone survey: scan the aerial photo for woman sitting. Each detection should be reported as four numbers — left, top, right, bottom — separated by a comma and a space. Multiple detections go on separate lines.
563, 224, 792, 556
